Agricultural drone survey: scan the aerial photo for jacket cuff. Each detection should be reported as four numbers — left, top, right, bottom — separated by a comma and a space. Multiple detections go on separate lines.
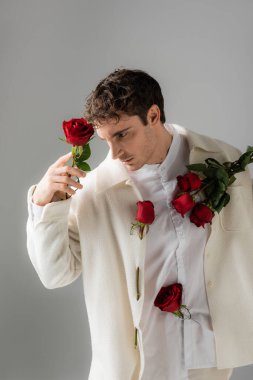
27, 185, 72, 223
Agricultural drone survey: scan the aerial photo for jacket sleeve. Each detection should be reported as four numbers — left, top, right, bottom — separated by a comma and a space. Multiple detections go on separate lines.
26, 184, 82, 289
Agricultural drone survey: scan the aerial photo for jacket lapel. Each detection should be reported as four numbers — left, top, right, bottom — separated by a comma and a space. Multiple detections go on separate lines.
95, 150, 131, 194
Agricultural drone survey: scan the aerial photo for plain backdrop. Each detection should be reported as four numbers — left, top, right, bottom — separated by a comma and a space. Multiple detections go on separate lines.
1, 0, 253, 379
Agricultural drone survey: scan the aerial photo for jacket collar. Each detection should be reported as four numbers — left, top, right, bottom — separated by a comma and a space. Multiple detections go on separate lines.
95, 124, 221, 194
174, 124, 221, 153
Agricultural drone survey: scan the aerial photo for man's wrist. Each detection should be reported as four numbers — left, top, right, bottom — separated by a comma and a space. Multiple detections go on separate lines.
31, 185, 72, 205
50, 193, 72, 203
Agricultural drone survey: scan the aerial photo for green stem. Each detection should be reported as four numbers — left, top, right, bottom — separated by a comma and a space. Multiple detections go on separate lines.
136, 267, 140, 300
139, 225, 145, 240
134, 328, 138, 349
228, 158, 253, 175
192, 178, 216, 196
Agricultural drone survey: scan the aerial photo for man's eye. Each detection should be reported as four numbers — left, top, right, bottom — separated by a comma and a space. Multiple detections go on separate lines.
118, 132, 127, 139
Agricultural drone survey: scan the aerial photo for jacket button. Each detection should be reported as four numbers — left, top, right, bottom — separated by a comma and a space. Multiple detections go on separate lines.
207, 280, 213, 288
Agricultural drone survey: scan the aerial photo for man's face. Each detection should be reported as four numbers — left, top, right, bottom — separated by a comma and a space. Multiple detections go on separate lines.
95, 113, 160, 171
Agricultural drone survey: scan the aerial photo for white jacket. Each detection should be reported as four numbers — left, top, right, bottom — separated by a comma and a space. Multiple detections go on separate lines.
26, 125, 253, 379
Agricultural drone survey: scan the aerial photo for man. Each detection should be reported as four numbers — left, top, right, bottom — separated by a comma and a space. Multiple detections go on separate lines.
26, 68, 253, 380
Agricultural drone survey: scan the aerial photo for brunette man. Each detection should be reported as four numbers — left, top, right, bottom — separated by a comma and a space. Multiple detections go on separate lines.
27, 68, 253, 380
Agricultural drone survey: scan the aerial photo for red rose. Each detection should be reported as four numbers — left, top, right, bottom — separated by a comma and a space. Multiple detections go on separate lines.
171, 193, 196, 216
154, 283, 183, 313
62, 118, 94, 146
176, 172, 202, 192
135, 201, 155, 224
190, 203, 214, 227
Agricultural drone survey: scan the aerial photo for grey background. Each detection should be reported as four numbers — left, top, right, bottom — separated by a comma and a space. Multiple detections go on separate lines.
1, 0, 253, 379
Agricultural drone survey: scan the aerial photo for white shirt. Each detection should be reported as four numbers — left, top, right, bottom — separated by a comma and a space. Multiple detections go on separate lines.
31, 123, 217, 379
128, 123, 217, 379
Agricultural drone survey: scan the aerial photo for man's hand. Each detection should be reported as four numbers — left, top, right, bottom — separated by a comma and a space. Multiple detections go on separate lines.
32, 152, 86, 206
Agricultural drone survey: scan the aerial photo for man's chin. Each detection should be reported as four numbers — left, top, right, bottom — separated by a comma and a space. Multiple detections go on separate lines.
126, 166, 137, 171
124, 162, 144, 171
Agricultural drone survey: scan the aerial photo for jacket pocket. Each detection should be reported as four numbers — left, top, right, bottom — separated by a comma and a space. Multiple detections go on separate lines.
220, 186, 252, 231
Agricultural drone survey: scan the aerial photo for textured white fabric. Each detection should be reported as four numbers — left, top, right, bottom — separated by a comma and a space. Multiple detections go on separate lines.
31, 201, 44, 222
128, 124, 216, 379
188, 367, 233, 380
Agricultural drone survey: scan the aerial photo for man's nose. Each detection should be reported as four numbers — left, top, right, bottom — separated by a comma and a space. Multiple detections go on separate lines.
110, 142, 121, 160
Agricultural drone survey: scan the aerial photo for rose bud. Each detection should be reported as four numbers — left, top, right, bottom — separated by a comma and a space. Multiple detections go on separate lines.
135, 201, 155, 225
171, 193, 196, 217
154, 283, 183, 313
62, 118, 94, 146
176, 172, 202, 192
131, 201, 155, 240
190, 203, 214, 227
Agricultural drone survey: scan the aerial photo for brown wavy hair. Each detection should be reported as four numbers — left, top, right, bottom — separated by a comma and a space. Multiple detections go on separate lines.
83, 68, 166, 126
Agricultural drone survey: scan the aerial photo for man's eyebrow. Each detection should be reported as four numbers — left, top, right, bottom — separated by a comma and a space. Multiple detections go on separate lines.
99, 127, 132, 140
112, 127, 132, 137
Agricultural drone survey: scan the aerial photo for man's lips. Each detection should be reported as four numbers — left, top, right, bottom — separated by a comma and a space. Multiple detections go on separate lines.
121, 157, 133, 163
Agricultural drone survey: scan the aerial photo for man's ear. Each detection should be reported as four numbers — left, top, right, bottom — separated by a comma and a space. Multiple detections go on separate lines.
147, 104, 161, 126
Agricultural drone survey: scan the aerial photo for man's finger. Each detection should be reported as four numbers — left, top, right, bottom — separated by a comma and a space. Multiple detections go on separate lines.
57, 165, 86, 178
52, 152, 73, 167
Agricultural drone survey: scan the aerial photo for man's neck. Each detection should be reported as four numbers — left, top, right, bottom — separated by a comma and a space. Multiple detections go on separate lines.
152, 126, 173, 164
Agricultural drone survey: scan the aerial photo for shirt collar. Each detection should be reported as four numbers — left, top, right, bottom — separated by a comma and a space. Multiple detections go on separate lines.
158, 123, 183, 179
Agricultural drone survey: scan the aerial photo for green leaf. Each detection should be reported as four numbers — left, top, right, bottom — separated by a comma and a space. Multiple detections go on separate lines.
204, 167, 229, 186
203, 167, 216, 178
186, 163, 207, 172
238, 153, 252, 170
215, 192, 230, 213
217, 168, 229, 186
208, 180, 226, 208
228, 147, 253, 175
202, 182, 216, 198
205, 158, 223, 168
76, 161, 91, 172
79, 144, 91, 161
